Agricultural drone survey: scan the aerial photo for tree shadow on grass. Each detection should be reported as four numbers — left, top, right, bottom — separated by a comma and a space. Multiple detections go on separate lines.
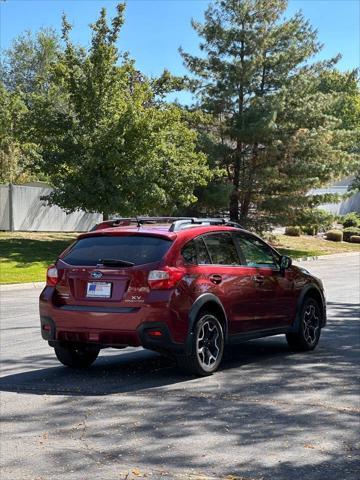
0, 237, 75, 267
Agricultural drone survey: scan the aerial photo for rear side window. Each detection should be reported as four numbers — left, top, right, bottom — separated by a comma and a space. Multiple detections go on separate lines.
62, 235, 172, 266
203, 233, 240, 265
182, 237, 211, 265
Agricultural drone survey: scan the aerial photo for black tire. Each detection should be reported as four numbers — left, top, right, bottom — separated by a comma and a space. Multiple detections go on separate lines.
177, 313, 224, 376
286, 297, 322, 352
54, 344, 100, 368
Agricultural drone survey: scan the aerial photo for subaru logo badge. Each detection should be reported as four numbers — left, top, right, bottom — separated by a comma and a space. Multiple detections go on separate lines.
91, 271, 103, 279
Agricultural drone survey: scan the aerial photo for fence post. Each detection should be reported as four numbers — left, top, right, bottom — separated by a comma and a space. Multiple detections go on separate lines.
9, 183, 14, 232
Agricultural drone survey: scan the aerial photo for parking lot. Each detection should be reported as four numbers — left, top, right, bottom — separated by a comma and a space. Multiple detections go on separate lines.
0, 253, 359, 480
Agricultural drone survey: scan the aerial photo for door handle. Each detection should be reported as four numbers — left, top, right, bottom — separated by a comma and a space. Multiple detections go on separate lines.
209, 274, 222, 285
253, 275, 265, 284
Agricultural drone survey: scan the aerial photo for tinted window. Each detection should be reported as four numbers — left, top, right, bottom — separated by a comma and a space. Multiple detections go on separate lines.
203, 234, 240, 265
63, 235, 172, 266
182, 237, 211, 265
196, 238, 211, 264
234, 235, 278, 268
182, 240, 197, 264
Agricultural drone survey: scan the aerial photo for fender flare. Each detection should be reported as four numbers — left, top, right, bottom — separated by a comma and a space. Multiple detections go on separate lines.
289, 283, 327, 333
188, 293, 229, 337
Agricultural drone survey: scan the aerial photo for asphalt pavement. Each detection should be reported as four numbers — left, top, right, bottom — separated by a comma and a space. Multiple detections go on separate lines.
0, 253, 359, 480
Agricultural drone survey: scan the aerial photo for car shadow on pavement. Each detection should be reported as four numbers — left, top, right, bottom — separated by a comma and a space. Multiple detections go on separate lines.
0, 301, 358, 398
0, 338, 296, 396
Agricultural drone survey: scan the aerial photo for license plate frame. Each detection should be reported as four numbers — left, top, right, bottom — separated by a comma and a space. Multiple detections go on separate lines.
86, 282, 112, 298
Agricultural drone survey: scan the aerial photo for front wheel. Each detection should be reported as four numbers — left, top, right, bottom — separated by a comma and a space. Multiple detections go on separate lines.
177, 313, 224, 376
286, 298, 322, 352
54, 344, 100, 368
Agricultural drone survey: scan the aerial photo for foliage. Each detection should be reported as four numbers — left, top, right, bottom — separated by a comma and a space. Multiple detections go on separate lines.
0, 28, 60, 184
285, 226, 301, 237
29, 4, 211, 217
325, 230, 343, 242
340, 212, 360, 228
350, 235, 360, 243
343, 227, 360, 242
0, 28, 60, 94
317, 69, 360, 197
181, 0, 359, 228
294, 208, 335, 235
317, 69, 360, 130
0, 84, 41, 183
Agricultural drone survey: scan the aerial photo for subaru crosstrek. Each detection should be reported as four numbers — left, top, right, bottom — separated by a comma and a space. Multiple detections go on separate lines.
39, 217, 326, 376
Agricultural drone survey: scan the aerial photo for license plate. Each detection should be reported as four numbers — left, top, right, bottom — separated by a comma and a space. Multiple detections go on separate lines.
86, 282, 112, 298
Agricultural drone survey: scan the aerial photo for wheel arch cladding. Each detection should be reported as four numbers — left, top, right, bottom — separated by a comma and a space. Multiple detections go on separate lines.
289, 284, 326, 332
189, 293, 228, 338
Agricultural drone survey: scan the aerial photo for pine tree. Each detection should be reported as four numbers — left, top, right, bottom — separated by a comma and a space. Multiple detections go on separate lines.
181, 0, 358, 227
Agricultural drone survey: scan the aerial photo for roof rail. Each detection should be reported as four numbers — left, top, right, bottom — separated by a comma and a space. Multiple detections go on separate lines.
90, 217, 193, 231
90, 216, 244, 232
169, 218, 244, 232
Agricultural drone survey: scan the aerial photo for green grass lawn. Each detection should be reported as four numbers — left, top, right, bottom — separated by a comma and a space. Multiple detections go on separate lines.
0, 231, 359, 284
270, 234, 360, 258
0, 232, 77, 284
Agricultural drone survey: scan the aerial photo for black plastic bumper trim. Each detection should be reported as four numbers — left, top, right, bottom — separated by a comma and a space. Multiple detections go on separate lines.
40, 315, 56, 341
137, 322, 187, 354
58, 305, 140, 313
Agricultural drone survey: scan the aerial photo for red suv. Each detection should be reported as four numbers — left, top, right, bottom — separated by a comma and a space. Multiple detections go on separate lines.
39, 217, 326, 376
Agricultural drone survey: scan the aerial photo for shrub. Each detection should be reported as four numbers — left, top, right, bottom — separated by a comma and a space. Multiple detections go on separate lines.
285, 226, 301, 236
350, 235, 360, 244
302, 225, 317, 236
343, 227, 360, 242
296, 209, 335, 235
325, 230, 343, 242
341, 212, 360, 228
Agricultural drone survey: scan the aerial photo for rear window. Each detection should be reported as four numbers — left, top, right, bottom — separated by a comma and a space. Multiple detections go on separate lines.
62, 235, 172, 266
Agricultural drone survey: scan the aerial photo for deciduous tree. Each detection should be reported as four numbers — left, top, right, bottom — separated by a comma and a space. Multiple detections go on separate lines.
31, 4, 210, 218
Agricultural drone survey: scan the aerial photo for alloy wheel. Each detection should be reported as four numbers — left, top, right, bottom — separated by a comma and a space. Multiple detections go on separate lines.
196, 318, 221, 369
302, 303, 320, 345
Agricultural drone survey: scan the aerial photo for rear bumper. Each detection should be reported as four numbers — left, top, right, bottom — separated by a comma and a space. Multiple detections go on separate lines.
39, 287, 188, 353
40, 315, 188, 354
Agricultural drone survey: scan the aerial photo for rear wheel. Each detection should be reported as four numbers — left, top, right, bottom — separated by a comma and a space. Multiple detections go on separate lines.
54, 344, 100, 368
286, 298, 322, 352
177, 313, 224, 376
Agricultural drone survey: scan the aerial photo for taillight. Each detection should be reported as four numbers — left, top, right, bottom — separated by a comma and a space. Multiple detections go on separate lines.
148, 267, 185, 290
46, 265, 58, 287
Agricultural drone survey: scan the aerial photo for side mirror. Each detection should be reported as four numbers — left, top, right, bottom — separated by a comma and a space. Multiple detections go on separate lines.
280, 255, 292, 271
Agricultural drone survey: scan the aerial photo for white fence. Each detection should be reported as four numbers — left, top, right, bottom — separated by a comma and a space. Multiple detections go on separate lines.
310, 186, 360, 215
0, 184, 102, 232
0, 183, 358, 232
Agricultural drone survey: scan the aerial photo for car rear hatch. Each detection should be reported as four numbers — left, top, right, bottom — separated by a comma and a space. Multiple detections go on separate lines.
53, 233, 174, 307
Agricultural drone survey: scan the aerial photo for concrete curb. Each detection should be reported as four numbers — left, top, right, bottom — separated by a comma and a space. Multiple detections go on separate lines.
0, 281, 45, 292
293, 255, 319, 262
294, 251, 360, 262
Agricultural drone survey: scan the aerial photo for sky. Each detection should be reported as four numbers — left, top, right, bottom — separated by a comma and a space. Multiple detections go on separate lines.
1, 0, 359, 103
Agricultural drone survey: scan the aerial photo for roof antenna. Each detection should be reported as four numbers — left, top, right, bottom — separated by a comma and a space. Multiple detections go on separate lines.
136, 216, 142, 228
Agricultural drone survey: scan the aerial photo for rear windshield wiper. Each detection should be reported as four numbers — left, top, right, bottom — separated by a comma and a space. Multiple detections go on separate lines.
98, 258, 135, 267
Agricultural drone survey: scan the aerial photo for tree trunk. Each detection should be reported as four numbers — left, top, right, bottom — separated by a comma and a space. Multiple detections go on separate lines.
229, 191, 239, 222
239, 193, 250, 224
102, 212, 109, 221
229, 153, 241, 222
